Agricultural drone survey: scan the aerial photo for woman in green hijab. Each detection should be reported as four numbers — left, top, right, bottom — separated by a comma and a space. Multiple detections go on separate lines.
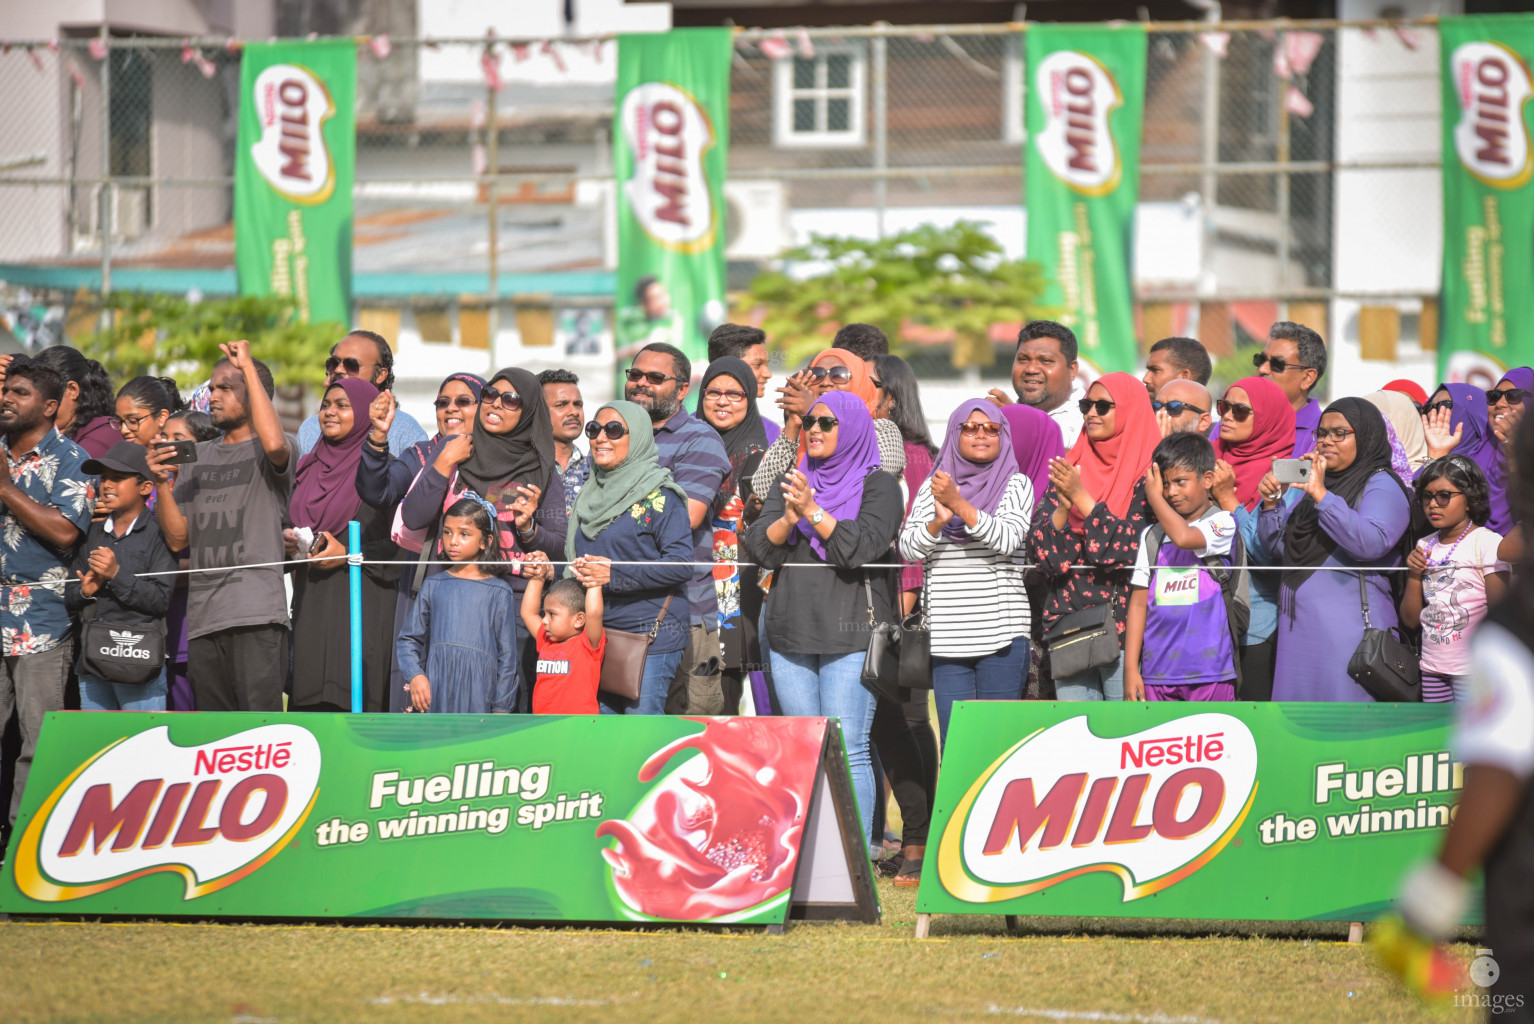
566, 401, 695, 714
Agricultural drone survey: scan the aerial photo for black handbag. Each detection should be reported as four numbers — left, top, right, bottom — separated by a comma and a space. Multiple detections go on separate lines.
897, 571, 932, 690
79, 603, 165, 685
1042, 601, 1119, 678
860, 576, 903, 695
1347, 573, 1421, 702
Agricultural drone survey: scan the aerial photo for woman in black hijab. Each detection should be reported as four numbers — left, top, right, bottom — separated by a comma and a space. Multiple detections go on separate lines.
698, 357, 770, 713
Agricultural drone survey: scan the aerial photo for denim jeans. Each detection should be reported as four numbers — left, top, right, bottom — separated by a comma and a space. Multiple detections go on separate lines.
600, 648, 685, 715
80, 667, 169, 712
1055, 652, 1125, 701
932, 635, 1030, 745
769, 649, 876, 840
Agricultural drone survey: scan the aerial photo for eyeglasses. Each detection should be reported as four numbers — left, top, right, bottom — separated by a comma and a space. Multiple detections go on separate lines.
120, 412, 154, 431
434, 395, 478, 411
324, 356, 377, 377
1078, 398, 1116, 416
625, 368, 684, 386
1420, 490, 1465, 507
804, 415, 839, 432
958, 421, 1002, 437
703, 387, 748, 404
806, 365, 854, 386
1312, 427, 1357, 442
1152, 400, 1206, 417
1252, 352, 1313, 375
1487, 387, 1527, 407
1422, 399, 1454, 416
481, 387, 523, 410
585, 420, 629, 440
1217, 400, 1253, 422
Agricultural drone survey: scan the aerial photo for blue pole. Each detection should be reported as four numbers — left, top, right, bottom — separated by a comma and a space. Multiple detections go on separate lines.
348, 519, 362, 713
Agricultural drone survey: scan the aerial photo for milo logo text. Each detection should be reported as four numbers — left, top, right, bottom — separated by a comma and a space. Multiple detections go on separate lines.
1034, 50, 1124, 196
1451, 41, 1534, 189
250, 63, 337, 204
620, 81, 718, 252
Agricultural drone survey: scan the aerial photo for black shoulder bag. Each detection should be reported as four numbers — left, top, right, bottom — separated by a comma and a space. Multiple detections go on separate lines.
79, 601, 166, 685
1346, 572, 1421, 702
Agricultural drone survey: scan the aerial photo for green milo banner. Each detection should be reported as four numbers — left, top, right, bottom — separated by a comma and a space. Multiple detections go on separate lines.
235, 40, 355, 325
0, 713, 876, 926
1439, 15, 1534, 386
613, 28, 732, 377
917, 703, 1471, 924
1024, 24, 1146, 374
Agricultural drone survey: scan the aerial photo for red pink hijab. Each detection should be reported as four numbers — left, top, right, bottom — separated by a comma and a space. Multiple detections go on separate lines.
1212, 375, 1296, 510
1063, 372, 1157, 532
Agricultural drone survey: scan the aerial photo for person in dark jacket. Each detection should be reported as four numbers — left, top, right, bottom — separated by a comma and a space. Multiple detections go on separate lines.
66, 442, 176, 710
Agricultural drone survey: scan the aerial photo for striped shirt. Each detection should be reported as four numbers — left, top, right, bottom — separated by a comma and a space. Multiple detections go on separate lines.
898, 473, 1034, 658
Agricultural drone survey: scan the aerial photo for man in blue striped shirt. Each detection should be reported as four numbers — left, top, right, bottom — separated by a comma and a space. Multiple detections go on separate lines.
626, 343, 731, 715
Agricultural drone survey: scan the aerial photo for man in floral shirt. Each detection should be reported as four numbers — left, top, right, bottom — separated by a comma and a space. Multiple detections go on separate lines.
0, 357, 94, 825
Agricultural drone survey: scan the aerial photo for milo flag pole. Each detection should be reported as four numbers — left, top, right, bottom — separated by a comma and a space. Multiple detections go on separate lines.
1024, 23, 1146, 374
1439, 15, 1534, 384
235, 40, 356, 325
614, 29, 732, 382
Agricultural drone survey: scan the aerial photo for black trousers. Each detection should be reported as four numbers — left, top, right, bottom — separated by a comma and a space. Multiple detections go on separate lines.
1237, 635, 1277, 702
187, 624, 289, 712
870, 693, 934, 846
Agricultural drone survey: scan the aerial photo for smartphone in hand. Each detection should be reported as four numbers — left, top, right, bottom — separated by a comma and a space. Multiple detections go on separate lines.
153, 439, 199, 465
1273, 458, 1313, 485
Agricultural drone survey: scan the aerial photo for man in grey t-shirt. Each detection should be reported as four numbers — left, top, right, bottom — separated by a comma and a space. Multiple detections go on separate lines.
148, 340, 296, 712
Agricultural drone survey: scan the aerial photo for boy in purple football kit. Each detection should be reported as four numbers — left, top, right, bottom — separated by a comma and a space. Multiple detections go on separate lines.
1124, 433, 1239, 701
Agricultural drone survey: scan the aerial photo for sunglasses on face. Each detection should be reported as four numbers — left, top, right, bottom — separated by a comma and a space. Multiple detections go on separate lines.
1422, 399, 1454, 416
324, 356, 375, 376
1252, 352, 1313, 375
585, 420, 629, 440
1420, 489, 1465, 508
1078, 398, 1116, 416
703, 387, 748, 404
1152, 400, 1206, 417
1488, 387, 1527, 407
958, 421, 1002, 437
625, 368, 684, 386
804, 415, 839, 432
806, 365, 853, 386
1217, 400, 1253, 422
1312, 427, 1357, 442
433, 395, 478, 411
480, 387, 523, 410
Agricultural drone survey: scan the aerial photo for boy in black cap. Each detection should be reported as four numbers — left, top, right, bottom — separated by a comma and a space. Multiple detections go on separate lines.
66, 441, 177, 710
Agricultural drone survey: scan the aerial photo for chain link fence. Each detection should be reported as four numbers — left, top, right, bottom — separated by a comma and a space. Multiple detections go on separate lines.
0, 23, 1441, 370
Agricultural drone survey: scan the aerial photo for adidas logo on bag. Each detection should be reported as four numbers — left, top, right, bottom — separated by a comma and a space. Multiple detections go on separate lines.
101, 629, 152, 660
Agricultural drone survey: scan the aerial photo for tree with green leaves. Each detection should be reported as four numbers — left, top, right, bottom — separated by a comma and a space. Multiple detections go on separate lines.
745, 221, 1052, 370
77, 293, 343, 390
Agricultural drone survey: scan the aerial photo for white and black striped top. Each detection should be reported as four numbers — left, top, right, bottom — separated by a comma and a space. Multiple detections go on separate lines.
899, 473, 1034, 658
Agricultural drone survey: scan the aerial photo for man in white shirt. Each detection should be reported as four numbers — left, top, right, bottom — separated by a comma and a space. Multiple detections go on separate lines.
988, 320, 1087, 448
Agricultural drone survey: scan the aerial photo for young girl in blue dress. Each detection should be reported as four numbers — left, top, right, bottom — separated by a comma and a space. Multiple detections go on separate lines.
397, 494, 521, 713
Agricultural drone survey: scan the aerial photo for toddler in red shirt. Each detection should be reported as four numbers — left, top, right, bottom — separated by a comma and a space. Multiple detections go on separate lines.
521, 553, 606, 714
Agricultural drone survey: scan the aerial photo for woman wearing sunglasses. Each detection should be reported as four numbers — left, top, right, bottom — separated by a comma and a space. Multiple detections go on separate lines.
1028, 372, 1159, 701
356, 372, 485, 711
1421, 383, 1512, 533
1207, 376, 1295, 699
744, 390, 903, 848
567, 402, 695, 714
399, 367, 569, 706
1257, 398, 1416, 701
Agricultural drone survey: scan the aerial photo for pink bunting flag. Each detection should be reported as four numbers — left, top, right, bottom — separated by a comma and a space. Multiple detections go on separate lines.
1284, 86, 1314, 118
88, 38, 107, 61
542, 40, 566, 73
1198, 32, 1229, 58
1395, 27, 1423, 51
68, 63, 86, 89
795, 28, 815, 59
46, 40, 59, 53
469, 97, 486, 131
1284, 31, 1324, 77
512, 44, 531, 63
368, 35, 391, 59
759, 32, 792, 60
472, 143, 487, 177
481, 47, 502, 91
27, 47, 43, 70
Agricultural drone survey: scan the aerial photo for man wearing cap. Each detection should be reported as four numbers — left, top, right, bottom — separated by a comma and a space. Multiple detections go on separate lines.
65, 441, 177, 712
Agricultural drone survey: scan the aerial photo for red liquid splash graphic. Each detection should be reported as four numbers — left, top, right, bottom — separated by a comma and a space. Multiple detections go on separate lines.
596, 717, 825, 920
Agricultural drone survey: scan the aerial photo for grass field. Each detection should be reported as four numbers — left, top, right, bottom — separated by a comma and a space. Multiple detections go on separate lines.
0, 879, 1477, 1024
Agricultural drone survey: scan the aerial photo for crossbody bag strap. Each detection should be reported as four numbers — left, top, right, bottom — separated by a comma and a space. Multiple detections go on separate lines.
646, 594, 675, 641
1357, 571, 1372, 630
410, 518, 440, 599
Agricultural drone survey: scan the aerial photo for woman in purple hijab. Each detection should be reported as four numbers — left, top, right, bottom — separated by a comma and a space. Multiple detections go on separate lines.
1423, 382, 1513, 533
289, 377, 401, 712
743, 390, 903, 846
900, 399, 1036, 744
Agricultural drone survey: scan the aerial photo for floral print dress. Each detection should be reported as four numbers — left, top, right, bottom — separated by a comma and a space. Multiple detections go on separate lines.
1027, 478, 1151, 644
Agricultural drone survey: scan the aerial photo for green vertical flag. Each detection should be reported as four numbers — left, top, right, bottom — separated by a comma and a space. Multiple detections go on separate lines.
235, 40, 355, 325
1439, 15, 1534, 384
614, 29, 732, 380
1024, 24, 1146, 374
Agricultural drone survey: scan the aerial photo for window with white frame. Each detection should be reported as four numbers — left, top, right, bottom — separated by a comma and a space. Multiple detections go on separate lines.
773, 45, 866, 148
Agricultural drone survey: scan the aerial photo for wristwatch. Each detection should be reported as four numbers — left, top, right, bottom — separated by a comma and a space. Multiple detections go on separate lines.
809, 508, 825, 526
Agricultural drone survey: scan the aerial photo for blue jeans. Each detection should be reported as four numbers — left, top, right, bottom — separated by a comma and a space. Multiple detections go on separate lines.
769, 649, 876, 841
1055, 653, 1125, 702
80, 667, 168, 712
932, 635, 1030, 745
600, 648, 686, 715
